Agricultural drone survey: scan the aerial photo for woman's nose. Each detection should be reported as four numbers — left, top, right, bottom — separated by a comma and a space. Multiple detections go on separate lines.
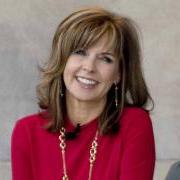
82, 56, 96, 73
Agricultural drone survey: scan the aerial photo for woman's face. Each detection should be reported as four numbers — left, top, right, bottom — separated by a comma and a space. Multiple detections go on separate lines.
63, 35, 120, 103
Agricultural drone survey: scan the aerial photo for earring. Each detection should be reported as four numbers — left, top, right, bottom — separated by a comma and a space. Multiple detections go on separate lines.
60, 89, 64, 97
60, 76, 64, 97
115, 83, 118, 108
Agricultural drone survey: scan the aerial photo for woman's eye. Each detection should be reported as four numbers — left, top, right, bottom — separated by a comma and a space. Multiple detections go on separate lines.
73, 49, 86, 56
102, 57, 113, 64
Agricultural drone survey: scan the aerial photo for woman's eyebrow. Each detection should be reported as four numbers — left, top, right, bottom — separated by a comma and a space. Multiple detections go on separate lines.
100, 52, 115, 57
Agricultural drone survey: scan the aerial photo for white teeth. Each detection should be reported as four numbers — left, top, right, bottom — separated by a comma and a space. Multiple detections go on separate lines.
77, 77, 97, 85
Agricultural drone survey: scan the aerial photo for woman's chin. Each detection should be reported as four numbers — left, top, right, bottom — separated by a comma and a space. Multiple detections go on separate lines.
72, 94, 98, 102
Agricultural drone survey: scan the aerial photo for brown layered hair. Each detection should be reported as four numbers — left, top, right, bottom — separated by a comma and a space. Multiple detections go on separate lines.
36, 7, 154, 135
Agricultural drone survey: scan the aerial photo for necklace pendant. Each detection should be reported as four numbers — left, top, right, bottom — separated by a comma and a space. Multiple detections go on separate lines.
62, 174, 69, 180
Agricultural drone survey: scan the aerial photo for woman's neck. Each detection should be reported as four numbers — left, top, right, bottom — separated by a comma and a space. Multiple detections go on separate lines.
65, 93, 106, 126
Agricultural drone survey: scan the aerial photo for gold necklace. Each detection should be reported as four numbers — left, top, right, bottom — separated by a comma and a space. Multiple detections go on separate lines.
59, 127, 99, 180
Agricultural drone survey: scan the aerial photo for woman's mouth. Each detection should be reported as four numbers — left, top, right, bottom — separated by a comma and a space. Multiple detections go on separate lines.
76, 76, 99, 89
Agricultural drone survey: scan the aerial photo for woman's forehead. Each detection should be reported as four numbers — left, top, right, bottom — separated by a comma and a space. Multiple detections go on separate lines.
86, 34, 116, 53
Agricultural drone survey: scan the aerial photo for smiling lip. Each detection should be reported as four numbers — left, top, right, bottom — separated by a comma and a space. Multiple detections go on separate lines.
76, 76, 99, 83
75, 76, 99, 89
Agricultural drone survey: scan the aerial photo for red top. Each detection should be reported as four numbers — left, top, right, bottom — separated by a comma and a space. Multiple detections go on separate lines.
11, 107, 155, 180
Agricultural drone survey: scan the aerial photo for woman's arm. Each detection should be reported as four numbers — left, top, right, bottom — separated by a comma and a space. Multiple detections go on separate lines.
11, 120, 34, 180
120, 109, 156, 180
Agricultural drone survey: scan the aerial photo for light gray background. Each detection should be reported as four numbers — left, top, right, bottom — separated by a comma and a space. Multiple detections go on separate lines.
0, 0, 180, 179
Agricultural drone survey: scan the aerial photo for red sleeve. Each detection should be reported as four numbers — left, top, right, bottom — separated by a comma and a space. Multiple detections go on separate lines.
120, 109, 156, 180
11, 119, 34, 180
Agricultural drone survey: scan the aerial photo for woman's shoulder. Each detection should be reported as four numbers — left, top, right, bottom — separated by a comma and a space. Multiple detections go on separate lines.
120, 107, 153, 130
11, 111, 51, 153
122, 106, 150, 117
117, 107, 155, 148
13, 111, 49, 132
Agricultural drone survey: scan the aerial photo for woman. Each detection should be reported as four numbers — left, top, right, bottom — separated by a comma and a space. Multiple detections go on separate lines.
11, 7, 156, 180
